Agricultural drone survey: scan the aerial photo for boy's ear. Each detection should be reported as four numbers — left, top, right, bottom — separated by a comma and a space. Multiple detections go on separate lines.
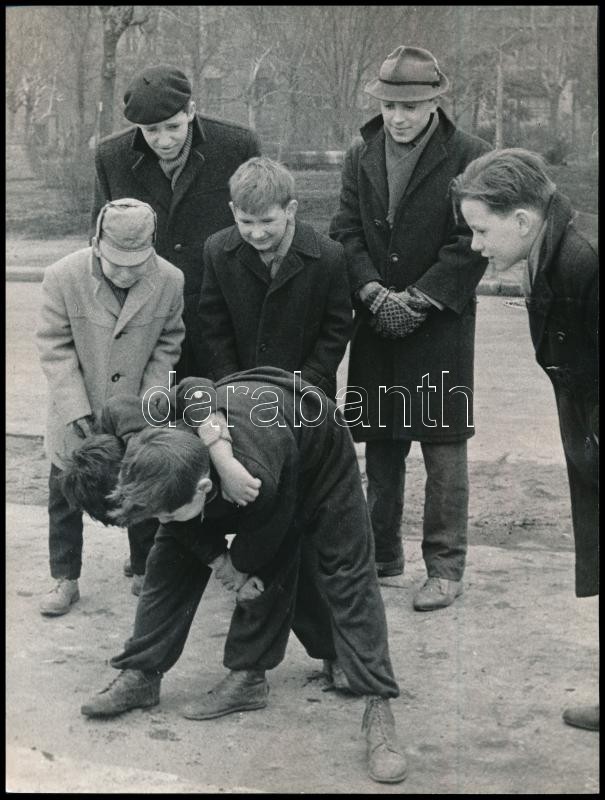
228, 201, 237, 219
91, 236, 101, 257
197, 476, 213, 496
286, 199, 298, 219
187, 100, 196, 122
513, 208, 534, 237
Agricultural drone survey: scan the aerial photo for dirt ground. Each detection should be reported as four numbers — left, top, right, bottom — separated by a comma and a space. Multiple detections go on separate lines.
5, 289, 599, 793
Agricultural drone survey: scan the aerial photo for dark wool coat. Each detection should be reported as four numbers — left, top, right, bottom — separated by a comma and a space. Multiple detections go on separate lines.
92, 114, 261, 375
526, 191, 598, 597
196, 221, 353, 398
329, 108, 490, 442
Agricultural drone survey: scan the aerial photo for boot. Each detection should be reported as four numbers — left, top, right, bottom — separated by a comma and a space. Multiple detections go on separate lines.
413, 577, 463, 611
81, 669, 161, 718
362, 696, 407, 784
39, 578, 80, 616
182, 670, 268, 720
563, 704, 599, 731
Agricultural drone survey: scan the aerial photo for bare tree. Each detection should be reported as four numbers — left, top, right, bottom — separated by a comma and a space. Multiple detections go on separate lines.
97, 5, 153, 137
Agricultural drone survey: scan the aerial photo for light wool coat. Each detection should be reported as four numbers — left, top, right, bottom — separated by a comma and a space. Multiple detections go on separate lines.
36, 247, 185, 467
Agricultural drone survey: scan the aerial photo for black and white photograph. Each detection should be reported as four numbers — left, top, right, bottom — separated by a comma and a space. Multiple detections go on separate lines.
5, 4, 598, 793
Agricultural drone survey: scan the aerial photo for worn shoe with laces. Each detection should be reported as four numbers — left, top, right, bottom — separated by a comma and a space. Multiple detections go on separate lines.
182, 670, 268, 720
81, 669, 161, 717
563, 704, 599, 731
131, 574, 145, 596
413, 576, 463, 611
363, 696, 407, 783
39, 578, 80, 616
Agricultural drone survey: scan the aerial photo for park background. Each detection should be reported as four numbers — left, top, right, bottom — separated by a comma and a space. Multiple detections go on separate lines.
5, 4, 599, 794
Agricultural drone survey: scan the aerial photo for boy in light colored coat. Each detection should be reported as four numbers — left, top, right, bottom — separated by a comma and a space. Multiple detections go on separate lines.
36, 198, 185, 616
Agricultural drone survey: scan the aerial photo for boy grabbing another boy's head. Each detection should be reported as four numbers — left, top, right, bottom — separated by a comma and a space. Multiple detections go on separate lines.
198, 156, 352, 400
36, 198, 185, 615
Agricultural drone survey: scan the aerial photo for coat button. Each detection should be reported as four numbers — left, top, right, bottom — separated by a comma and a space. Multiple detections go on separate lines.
111, 373, 121, 382
259, 343, 268, 352
374, 218, 382, 227
390, 253, 399, 263
174, 243, 183, 252
556, 331, 566, 343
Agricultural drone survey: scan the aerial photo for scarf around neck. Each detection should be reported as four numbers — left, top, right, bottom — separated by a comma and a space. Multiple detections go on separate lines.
384, 112, 439, 226
158, 123, 193, 190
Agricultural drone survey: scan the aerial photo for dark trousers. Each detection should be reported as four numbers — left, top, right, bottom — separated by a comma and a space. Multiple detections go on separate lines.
365, 439, 469, 581
110, 495, 399, 698
48, 464, 157, 579
555, 389, 599, 597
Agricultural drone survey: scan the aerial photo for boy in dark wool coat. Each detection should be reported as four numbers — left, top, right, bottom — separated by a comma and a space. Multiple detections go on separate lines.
330, 45, 490, 610
65, 368, 408, 784
198, 156, 352, 401
92, 64, 261, 380
453, 148, 599, 733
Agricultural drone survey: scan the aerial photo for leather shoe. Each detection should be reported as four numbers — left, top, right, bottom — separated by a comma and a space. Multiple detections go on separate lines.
413, 577, 463, 611
183, 670, 268, 720
563, 704, 599, 731
39, 579, 80, 616
375, 557, 404, 578
81, 669, 161, 717
363, 696, 407, 783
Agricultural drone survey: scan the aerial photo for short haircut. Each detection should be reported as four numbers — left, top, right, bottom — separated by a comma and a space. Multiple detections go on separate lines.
109, 427, 210, 525
229, 156, 295, 214
451, 148, 556, 217
61, 434, 126, 526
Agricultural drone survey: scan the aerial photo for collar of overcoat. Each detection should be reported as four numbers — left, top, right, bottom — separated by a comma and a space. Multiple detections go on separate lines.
90, 251, 160, 337
527, 190, 574, 349
358, 107, 455, 217
129, 115, 208, 213
222, 220, 321, 292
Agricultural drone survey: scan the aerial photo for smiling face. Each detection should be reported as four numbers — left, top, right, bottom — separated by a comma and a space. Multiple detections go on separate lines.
138, 102, 196, 160
460, 198, 539, 272
380, 98, 437, 144
230, 200, 298, 253
97, 256, 149, 288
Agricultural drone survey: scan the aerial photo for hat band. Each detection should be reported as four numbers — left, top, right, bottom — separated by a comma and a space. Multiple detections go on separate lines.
380, 78, 441, 87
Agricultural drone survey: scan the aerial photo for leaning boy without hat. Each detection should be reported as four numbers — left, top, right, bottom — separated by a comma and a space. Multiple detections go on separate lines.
91, 64, 261, 379
36, 199, 186, 616
330, 46, 490, 610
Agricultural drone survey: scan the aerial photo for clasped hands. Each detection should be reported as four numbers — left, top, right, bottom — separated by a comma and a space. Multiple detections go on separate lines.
210, 552, 264, 601
360, 281, 432, 339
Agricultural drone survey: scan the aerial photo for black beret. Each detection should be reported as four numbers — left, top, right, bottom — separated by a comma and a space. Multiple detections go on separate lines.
123, 64, 192, 124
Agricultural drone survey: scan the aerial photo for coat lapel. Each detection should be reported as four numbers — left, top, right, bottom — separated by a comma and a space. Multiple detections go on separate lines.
131, 153, 172, 212
400, 131, 448, 203
360, 130, 389, 216
113, 266, 156, 337
91, 255, 122, 319
171, 149, 206, 213
268, 250, 305, 293
237, 245, 272, 287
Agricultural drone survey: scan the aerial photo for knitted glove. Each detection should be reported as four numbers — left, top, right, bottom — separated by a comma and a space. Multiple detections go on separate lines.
71, 414, 96, 439
371, 287, 432, 339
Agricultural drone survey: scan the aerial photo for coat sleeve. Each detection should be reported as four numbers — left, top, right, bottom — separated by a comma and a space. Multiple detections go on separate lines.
329, 144, 383, 295
301, 247, 353, 393
227, 456, 297, 575
413, 139, 491, 314
196, 240, 241, 380
140, 272, 186, 394
36, 266, 92, 424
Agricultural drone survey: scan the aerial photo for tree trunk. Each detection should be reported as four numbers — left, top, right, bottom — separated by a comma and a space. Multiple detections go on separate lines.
99, 30, 120, 137
548, 91, 561, 142
495, 50, 504, 148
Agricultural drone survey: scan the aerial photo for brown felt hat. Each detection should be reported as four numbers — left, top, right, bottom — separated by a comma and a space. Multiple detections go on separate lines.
364, 46, 449, 102
124, 64, 192, 124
